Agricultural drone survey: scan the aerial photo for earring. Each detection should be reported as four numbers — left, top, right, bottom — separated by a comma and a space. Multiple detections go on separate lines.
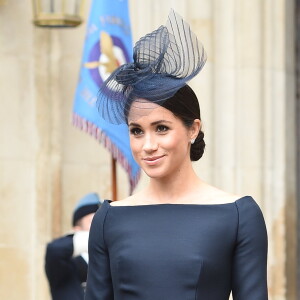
191, 138, 195, 144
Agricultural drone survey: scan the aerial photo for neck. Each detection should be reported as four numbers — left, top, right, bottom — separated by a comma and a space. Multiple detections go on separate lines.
145, 161, 202, 203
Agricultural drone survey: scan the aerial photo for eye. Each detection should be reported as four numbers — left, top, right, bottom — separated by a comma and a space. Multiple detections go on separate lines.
156, 125, 169, 133
130, 127, 143, 136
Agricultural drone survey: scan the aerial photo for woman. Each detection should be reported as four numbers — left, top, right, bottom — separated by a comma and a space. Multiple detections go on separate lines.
85, 10, 268, 300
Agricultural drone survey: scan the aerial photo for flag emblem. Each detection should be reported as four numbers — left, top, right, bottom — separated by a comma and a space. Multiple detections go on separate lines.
84, 31, 130, 87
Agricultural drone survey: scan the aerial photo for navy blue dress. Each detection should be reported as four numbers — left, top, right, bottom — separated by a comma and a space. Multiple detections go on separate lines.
85, 196, 268, 300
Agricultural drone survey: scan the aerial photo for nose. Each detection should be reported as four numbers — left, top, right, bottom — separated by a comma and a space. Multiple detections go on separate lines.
142, 133, 158, 153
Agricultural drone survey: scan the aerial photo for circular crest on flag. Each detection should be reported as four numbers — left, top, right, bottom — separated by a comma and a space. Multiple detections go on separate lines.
84, 31, 131, 87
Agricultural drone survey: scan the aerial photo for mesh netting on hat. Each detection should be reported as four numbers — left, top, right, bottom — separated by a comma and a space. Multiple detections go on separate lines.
97, 9, 207, 124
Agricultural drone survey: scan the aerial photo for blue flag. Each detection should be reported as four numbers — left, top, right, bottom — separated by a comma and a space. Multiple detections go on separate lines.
73, 0, 140, 194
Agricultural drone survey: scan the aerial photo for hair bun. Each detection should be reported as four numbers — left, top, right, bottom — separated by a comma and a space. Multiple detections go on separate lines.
190, 131, 205, 161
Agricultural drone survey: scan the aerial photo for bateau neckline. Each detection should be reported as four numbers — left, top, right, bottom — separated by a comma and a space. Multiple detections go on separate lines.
106, 196, 251, 207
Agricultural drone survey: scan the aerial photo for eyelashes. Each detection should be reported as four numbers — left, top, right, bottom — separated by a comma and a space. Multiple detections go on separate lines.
156, 125, 169, 132
129, 125, 170, 136
130, 127, 143, 136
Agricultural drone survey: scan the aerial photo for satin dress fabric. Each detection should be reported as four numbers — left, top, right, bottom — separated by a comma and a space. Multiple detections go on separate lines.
85, 196, 268, 300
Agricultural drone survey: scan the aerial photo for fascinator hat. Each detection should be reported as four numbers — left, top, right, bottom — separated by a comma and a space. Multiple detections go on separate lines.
98, 9, 207, 124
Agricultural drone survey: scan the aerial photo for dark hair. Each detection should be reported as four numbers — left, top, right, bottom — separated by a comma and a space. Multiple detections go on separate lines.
161, 85, 205, 161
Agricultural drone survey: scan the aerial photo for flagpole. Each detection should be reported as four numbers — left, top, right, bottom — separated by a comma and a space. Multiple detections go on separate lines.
111, 156, 117, 201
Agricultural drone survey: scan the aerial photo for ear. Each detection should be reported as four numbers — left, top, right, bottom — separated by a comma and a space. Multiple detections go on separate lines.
190, 119, 201, 140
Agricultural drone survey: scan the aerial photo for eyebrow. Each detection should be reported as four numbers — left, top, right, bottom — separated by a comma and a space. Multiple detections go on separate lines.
129, 120, 173, 127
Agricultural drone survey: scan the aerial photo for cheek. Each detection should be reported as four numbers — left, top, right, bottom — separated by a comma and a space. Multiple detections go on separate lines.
162, 132, 188, 152
130, 137, 142, 157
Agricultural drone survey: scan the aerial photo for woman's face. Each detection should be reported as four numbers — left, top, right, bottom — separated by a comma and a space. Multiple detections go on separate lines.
128, 100, 195, 179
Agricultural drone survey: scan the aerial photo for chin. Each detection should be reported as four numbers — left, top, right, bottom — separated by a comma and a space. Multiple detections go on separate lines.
143, 167, 171, 180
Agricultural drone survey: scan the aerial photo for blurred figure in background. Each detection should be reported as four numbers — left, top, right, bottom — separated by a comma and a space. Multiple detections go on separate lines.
45, 193, 101, 300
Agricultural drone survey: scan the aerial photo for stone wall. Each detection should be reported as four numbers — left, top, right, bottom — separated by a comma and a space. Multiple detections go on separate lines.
0, 0, 297, 299
296, 0, 300, 296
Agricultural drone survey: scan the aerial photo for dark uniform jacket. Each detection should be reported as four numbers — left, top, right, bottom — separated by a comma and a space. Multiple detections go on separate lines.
45, 234, 88, 300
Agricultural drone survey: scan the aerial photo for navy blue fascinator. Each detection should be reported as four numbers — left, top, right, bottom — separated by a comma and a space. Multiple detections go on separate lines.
98, 9, 207, 124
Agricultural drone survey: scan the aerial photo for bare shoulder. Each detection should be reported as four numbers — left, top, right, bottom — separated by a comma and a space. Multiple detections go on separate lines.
109, 196, 133, 206
109, 193, 142, 206
211, 190, 243, 204
196, 183, 243, 205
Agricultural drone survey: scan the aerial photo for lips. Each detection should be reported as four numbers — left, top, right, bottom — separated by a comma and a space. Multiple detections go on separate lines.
142, 155, 165, 165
